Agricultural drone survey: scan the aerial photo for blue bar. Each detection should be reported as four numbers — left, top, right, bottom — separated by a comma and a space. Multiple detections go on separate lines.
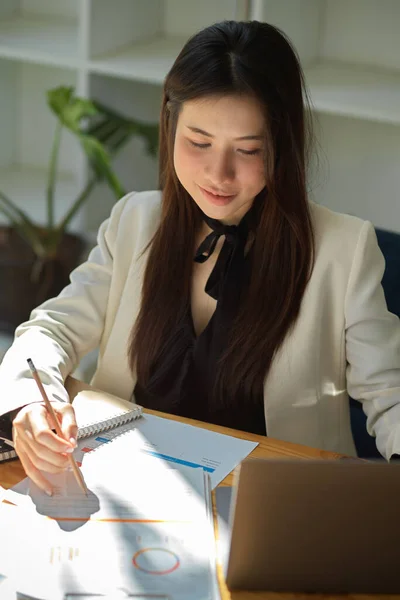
143, 450, 215, 473
95, 436, 111, 443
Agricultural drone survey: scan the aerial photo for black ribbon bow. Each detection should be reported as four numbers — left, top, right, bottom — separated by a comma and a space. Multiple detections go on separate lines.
194, 209, 253, 302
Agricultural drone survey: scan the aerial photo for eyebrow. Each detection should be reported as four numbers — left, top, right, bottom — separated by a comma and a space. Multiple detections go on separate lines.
186, 126, 264, 141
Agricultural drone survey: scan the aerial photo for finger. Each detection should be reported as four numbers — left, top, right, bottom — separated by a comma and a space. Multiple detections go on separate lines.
14, 404, 73, 453
15, 426, 69, 472
55, 404, 78, 446
18, 448, 54, 496
22, 430, 70, 472
28, 406, 75, 453
13, 418, 71, 471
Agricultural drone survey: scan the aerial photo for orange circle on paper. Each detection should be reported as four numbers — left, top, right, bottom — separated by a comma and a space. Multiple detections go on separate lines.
132, 547, 180, 575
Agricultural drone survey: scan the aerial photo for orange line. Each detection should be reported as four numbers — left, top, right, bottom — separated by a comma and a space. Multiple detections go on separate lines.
46, 517, 192, 523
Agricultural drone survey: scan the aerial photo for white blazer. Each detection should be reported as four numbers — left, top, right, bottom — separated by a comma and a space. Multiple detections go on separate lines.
1, 191, 400, 458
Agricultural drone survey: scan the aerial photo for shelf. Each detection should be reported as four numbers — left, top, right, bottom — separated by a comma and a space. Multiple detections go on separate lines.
305, 61, 400, 125
88, 35, 189, 84
0, 165, 82, 231
89, 49, 400, 126
0, 14, 80, 68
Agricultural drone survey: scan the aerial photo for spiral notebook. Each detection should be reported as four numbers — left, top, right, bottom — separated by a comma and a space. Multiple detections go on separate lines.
0, 437, 16, 463
0, 378, 142, 463
70, 384, 142, 439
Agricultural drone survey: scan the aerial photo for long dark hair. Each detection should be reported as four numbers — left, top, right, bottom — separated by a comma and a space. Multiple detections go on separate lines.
129, 20, 315, 403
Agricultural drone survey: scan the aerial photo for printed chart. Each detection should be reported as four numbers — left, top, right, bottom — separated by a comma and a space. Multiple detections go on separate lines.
132, 547, 180, 575
75, 412, 257, 489
0, 469, 218, 600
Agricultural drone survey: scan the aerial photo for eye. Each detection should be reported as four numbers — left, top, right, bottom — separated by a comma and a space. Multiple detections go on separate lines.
238, 148, 262, 156
189, 140, 210, 149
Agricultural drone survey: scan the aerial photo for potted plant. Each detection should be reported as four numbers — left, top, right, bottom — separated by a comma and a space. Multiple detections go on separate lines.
0, 86, 158, 333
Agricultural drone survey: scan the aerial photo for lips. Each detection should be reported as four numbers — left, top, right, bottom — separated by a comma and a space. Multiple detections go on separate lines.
198, 185, 237, 206
203, 187, 235, 197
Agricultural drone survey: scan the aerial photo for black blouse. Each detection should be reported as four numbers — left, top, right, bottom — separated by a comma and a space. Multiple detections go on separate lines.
134, 200, 267, 436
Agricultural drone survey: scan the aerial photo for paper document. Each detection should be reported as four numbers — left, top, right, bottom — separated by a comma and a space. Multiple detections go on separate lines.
72, 413, 258, 489
1, 407, 256, 598
136, 414, 258, 488
1, 445, 220, 600
24, 452, 210, 524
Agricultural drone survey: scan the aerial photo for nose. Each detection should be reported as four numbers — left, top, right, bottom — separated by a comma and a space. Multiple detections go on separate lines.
205, 150, 235, 185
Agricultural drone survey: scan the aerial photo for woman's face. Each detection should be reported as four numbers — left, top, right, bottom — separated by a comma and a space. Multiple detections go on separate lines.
173, 94, 266, 225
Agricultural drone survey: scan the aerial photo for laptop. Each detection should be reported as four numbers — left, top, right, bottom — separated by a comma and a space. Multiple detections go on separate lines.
225, 457, 400, 594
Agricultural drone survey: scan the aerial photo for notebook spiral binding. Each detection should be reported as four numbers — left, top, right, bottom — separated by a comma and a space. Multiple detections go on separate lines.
77, 408, 141, 440
0, 439, 17, 462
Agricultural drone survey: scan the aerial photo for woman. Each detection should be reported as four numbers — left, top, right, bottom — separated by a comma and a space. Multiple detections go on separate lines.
1, 20, 400, 495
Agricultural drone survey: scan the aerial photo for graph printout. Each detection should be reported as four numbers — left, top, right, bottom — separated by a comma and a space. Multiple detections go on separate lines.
0, 448, 220, 600
74, 412, 258, 489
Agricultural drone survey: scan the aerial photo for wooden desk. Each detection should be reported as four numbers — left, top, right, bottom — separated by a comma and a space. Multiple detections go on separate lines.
0, 381, 386, 600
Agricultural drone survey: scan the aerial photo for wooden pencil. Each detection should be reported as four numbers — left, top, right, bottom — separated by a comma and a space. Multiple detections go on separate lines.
27, 358, 88, 497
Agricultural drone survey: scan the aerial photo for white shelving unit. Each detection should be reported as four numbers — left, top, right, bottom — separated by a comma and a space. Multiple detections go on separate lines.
251, 0, 400, 231
0, 0, 249, 233
0, 0, 399, 236
0, 1, 80, 66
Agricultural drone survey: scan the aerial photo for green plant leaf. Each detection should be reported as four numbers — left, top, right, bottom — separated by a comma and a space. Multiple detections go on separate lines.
47, 86, 98, 133
62, 98, 98, 132
80, 135, 125, 198
87, 117, 122, 147
47, 86, 74, 117
0, 85, 158, 261
88, 101, 159, 156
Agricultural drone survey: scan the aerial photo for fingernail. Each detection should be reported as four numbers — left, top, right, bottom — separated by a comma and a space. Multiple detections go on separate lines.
45, 489, 53, 497
69, 437, 77, 447
65, 446, 75, 453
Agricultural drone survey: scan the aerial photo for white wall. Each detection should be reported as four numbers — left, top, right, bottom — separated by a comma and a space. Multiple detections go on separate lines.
311, 113, 400, 231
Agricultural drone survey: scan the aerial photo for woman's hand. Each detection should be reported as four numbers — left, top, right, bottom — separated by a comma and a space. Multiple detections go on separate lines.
12, 401, 78, 496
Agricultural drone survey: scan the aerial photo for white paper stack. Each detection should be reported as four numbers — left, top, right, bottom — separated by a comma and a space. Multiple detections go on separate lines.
0, 434, 221, 600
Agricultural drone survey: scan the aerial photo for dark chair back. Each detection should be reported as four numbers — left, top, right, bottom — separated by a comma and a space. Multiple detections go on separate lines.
349, 228, 400, 458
